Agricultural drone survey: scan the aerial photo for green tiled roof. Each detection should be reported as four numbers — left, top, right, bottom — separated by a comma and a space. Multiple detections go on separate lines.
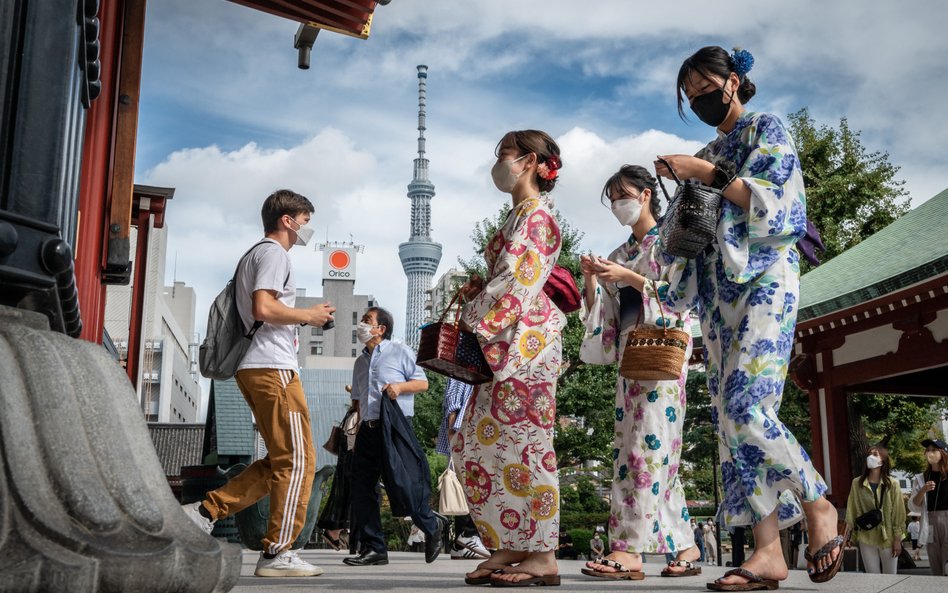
799, 188, 948, 322
210, 379, 255, 457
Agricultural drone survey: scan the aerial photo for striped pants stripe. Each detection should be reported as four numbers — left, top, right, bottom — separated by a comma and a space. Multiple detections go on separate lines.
203, 368, 315, 554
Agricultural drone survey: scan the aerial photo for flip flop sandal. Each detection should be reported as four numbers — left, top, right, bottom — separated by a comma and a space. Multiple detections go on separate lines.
805, 525, 851, 583
580, 557, 645, 580
489, 572, 561, 587
706, 568, 779, 591
661, 559, 702, 577
465, 567, 506, 585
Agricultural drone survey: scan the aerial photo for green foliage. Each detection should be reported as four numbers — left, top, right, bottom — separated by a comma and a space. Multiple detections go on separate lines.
848, 393, 947, 474
787, 108, 911, 275
560, 512, 611, 533
569, 528, 594, 556
412, 372, 447, 454
560, 474, 610, 514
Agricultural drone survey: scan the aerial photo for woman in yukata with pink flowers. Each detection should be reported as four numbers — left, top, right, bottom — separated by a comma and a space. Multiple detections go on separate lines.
578, 165, 700, 581
453, 130, 567, 587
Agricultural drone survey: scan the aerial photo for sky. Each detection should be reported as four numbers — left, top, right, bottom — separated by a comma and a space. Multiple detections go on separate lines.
135, 0, 948, 358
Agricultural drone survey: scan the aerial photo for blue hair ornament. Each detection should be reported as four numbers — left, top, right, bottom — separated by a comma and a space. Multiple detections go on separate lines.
731, 47, 754, 78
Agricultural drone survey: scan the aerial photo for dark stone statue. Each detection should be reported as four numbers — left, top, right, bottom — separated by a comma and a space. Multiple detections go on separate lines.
0, 306, 240, 592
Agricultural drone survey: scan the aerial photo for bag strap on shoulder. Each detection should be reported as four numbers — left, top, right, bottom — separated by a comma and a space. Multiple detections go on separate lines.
235, 240, 271, 339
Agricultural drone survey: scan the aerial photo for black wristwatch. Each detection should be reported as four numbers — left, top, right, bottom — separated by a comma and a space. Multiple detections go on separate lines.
711, 165, 736, 191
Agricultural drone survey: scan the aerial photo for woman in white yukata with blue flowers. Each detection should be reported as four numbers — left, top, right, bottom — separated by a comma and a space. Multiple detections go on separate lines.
577, 165, 701, 581
652, 46, 847, 591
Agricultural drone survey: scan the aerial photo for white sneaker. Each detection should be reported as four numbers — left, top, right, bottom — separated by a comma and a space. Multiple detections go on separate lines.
254, 550, 324, 577
181, 502, 214, 535
452, 534, 490, 559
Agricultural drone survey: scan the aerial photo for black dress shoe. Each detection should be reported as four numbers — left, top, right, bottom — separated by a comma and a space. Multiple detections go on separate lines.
425, 517, 445, 563
343, 550, 389, 566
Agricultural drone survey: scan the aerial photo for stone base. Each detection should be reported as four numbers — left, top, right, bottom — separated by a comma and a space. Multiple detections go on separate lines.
0, 306, 240, 592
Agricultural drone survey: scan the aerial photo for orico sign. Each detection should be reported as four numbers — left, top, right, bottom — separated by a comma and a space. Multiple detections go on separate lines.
324, 249, 355, 279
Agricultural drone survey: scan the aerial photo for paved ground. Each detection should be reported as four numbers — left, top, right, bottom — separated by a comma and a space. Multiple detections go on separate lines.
231, 549, 947, 592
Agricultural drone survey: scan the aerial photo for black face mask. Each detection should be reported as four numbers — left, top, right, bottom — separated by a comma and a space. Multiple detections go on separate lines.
690, 85, 734, 127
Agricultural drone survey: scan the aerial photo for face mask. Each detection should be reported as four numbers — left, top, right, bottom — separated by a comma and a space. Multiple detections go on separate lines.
287, 217, 314, 247
866, 455, 882, 469
356, 322, 377, 344
611, 198, 643, 226
927, 451, 943, 465
491, 154, 528, 193
690, 84, 734, 128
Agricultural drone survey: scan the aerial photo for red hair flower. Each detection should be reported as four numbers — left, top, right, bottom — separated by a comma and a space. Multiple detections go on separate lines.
537, 155, 561, 181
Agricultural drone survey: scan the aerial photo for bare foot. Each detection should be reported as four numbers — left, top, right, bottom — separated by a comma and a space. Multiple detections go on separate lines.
585, 551, 642, 573
804, 497, 842, 575
715, 550, 788, 586
493, 552, 558, 584
663, 545, 701, 574
465, 550, 528, 581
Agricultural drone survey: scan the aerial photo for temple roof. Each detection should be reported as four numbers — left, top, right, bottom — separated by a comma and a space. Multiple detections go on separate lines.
148, 423, 205, 476
799, 188, 948, 322
226, 0, 378, 39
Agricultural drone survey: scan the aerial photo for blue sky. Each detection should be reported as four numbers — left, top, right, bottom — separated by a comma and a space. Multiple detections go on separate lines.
136, 0, 948, 350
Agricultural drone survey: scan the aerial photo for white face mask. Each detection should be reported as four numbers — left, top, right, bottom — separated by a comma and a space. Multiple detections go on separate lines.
866, 455, 882, 469
491, 154, 528, 193
611, 198, 643, 227
287, 216, 314, 246
356, 322, 377, 344
927, 451, 943, 465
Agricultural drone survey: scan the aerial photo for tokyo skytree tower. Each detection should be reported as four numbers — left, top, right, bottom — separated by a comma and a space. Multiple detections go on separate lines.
398, 65, 442, 350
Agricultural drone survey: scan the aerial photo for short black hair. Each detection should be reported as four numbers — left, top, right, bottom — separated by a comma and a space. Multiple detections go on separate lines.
367, 306, 394, 340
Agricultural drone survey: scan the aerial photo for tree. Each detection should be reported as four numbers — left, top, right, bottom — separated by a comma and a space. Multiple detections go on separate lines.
787, 108, 911, 274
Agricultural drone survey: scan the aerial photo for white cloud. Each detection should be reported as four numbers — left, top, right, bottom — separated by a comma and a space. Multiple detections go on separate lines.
142, 123, 707, 347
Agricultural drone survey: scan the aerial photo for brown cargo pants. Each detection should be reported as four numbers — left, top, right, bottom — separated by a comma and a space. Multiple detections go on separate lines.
202, 368, 315, 555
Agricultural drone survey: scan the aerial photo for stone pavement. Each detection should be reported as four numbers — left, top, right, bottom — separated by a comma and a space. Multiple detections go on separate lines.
230, 550, 947, 592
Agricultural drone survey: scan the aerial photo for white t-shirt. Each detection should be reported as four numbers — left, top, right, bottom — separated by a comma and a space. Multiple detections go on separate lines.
235, 238, 298, 371
908, 521, 920, 539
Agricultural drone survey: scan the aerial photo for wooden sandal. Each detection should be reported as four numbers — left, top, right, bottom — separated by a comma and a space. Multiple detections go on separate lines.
490, 571, 561, 587
805, 525, 851, 583
661, 559, 702, 577
706, 568, 779, 591
580, 557, 645, 580
465, 566, 507, 586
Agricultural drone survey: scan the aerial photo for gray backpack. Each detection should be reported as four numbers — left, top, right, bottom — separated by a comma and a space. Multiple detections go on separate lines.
198, 241, 269, 380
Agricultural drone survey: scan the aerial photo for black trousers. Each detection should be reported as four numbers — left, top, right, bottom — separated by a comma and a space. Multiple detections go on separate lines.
350, 422, 438, 554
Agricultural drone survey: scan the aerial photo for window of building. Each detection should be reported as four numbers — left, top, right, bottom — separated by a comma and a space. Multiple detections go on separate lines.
311, 345, 323, 355
352, 311, 357, 325
352, 348, 357, 357
312, 327, 323, 336
351, 330, 357, 344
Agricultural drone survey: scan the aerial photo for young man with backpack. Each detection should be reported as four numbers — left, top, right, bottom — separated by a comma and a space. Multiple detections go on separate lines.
184, 189, 335, 577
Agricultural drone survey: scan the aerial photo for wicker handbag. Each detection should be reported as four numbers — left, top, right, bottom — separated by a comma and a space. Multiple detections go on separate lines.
416, 291, 494, 385
656, 157, 722, 258
619, 280, 689, 381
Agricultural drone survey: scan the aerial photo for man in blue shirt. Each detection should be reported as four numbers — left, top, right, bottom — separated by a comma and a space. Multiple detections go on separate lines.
344, 306, 442, 566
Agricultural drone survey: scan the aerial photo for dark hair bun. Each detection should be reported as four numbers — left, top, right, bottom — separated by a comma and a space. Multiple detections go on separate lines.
737, 77, 756, 104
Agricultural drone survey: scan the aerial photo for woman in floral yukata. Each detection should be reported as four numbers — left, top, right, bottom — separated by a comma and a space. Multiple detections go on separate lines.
577, 165, 701, 581
453, 130, 566, 587
652, 46, 848, 591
